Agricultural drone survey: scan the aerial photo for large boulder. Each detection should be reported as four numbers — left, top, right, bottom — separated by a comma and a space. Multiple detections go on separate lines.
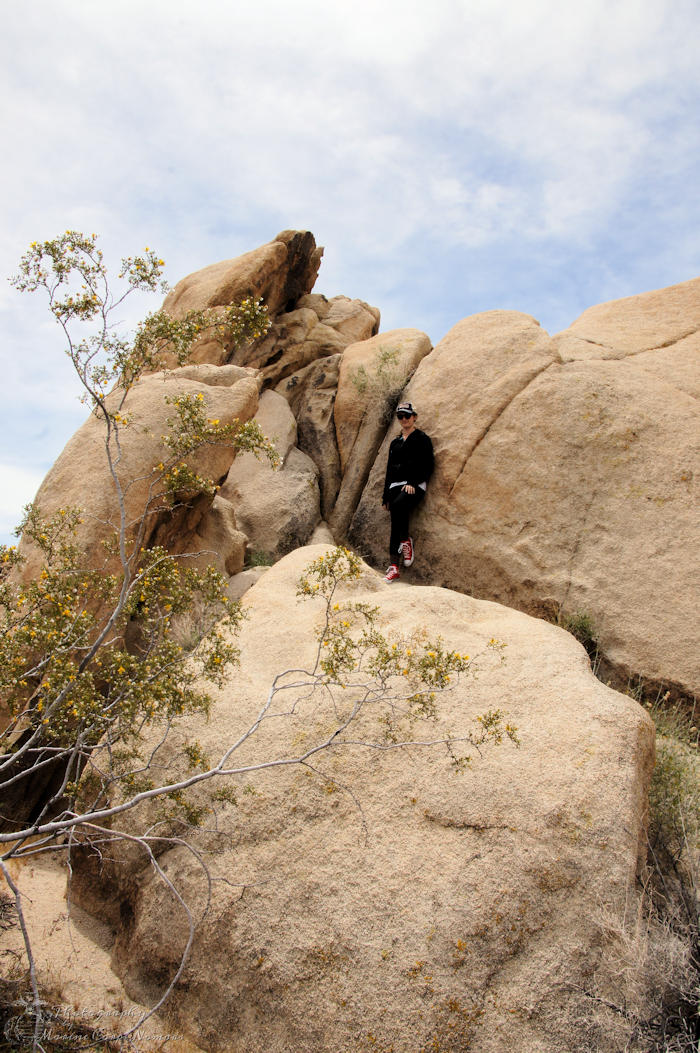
350, 288, 700, 698
159, 231, 323, 369
163, 230, 323, 322
220, 391, 321, 562
72, 546, 655, 1053
21, 365, 262, 580
275, 354, 343, 520
189, 495, 247, 578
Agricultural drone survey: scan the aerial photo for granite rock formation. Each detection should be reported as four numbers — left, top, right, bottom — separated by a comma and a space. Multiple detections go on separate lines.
71, 546, 655, 1053
22, 234, 700, 1052
23, 234, 698, 698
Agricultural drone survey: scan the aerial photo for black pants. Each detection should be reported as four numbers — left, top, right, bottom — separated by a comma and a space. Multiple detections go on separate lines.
387, 487, 424, 562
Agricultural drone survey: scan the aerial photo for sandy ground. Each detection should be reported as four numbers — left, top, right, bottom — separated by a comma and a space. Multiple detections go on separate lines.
1, 851, 203, 1051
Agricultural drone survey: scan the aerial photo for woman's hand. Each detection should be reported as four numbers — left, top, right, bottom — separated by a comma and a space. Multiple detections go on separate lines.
403, 484, 416, 495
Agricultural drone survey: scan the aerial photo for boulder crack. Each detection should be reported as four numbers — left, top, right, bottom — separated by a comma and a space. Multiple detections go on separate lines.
570, 324, 700, 359
423, 809, 514, 833
625, 323, 700, 354
559, 487, 598, 612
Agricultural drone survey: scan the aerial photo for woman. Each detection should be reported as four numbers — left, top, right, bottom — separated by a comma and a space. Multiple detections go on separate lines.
382, 401, 434, 582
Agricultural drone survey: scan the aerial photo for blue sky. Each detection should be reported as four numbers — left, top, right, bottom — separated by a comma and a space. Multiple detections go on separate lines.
1, 0, 699, 542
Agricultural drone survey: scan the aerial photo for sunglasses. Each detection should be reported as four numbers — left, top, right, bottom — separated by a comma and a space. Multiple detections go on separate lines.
396, 411, 413, 420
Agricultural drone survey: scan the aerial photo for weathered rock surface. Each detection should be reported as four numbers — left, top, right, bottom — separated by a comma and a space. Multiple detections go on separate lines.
189, 495, 247, 578
297, 291, 381, 343
276, 354, 342, 519
220, 391, 321, 561
22, 366, 261, 580
74, 546, 654, 1053
335, 328, 431, 471
226, 565, 270, 601
350, 293, 700, 698
330, 328, 432, 537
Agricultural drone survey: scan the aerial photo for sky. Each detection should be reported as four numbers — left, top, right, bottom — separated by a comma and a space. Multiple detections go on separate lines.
1, 0, 699, 543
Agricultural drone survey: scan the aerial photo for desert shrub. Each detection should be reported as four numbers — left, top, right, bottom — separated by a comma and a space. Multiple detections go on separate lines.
552, 608, 600, 665
350, 344, 405, 421
245, 549, 275, 568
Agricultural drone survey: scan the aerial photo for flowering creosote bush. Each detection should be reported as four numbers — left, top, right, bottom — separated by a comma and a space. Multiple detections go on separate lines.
11, 231, 277, 506
1, 232, 282, 1046
1, 232, 278, 829
11, 232, 270, 398
160, 391, 279, 500
0, 505, 241, 809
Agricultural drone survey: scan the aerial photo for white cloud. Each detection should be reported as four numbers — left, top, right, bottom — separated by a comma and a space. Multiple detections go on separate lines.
3, 0, 698, 270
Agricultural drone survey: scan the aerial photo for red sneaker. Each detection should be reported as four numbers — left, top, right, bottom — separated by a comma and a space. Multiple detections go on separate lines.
385, 564, 400, 583
400, 537, 414, 567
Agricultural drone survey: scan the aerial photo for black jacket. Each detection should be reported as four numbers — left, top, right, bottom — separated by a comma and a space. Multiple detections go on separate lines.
382, 428, 434, 504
